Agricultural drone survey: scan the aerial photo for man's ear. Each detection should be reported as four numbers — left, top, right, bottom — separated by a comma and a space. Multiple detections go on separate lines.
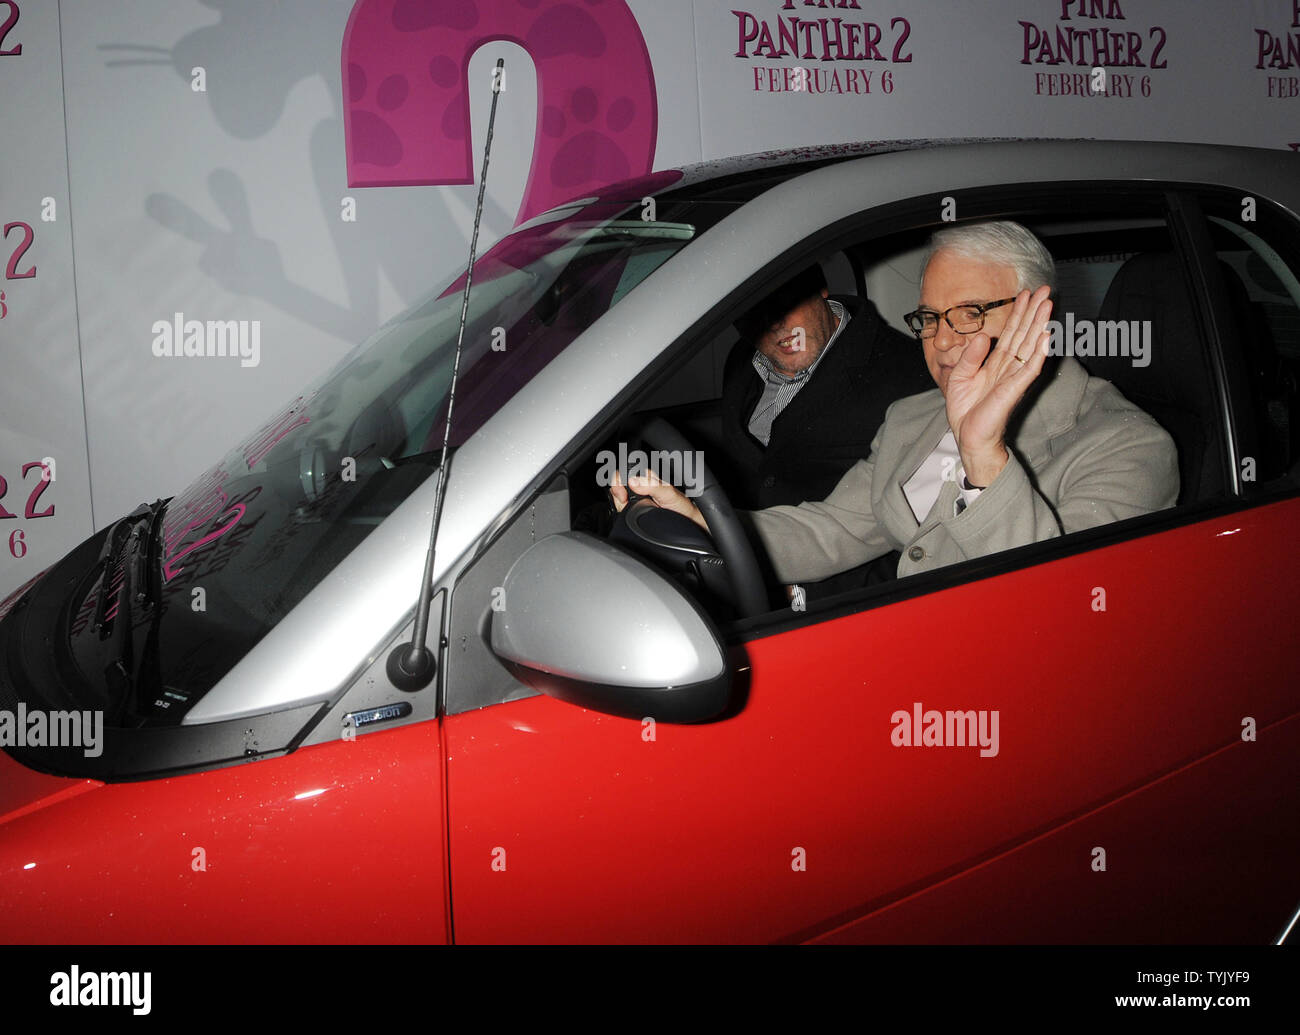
820, 288, 829, 299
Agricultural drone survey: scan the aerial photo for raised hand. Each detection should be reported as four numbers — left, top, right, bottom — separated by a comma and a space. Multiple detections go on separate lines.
944, 286, 1053, 486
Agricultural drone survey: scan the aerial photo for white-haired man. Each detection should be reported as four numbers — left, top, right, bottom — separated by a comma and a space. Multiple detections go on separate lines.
614, 220, 1179, 584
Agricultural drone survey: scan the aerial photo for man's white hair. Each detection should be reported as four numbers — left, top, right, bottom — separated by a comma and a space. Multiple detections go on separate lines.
921, 220, 1056, 292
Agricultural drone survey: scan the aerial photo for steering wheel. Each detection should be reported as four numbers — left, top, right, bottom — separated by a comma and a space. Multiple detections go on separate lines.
619, 417, 769, 619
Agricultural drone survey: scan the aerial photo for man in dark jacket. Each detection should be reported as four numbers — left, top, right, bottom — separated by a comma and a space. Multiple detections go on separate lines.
717, 265, 931, 595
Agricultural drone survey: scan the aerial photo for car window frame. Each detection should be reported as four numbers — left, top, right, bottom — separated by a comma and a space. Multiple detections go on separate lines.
1165, 190, 1257, 498
1185, 186, 1300, 500
585, 182, 1285, 639
441, 178, 1300, 711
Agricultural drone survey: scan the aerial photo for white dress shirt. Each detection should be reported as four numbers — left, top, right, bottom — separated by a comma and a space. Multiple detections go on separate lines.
902, 430, 985, 523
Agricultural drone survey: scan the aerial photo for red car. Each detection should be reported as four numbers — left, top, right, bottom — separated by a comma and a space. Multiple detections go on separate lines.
1, 140, 1297, 943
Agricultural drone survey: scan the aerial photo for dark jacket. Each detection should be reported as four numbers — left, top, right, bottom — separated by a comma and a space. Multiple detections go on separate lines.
719, 294, 932, 511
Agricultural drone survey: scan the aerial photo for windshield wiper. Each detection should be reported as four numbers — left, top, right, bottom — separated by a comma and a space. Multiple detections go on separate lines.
131, 498, 169, 612
90, 500, 167, 634
90, 507, 146, 635
87, 499, 168, 723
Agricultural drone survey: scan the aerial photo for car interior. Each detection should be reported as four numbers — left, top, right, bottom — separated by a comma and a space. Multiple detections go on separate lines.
554, 205, 1300, 627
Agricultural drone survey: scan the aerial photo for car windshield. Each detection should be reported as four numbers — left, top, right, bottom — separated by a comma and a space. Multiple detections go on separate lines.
50, 195, 717, 726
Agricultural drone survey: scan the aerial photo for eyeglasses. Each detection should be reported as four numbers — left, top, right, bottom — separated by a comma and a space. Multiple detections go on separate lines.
903, 297, 1016, 339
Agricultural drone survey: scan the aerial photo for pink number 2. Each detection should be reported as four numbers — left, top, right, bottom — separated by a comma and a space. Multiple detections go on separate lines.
341, 0, 658, 226
3, 222, 35, 279
0, 2, 20, 57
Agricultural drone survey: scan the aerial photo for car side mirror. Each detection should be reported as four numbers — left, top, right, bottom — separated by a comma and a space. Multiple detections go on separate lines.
488, 532, 730, 722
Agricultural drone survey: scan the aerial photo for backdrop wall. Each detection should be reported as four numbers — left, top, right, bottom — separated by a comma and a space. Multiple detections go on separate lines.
1, 0, 1296, 598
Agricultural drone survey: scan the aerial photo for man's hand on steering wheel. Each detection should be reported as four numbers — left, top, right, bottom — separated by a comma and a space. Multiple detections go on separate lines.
608, 418, 769, 617
610, 469, 709, 533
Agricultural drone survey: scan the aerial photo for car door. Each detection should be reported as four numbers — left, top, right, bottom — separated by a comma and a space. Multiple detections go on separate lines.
440, 185, 1300, 944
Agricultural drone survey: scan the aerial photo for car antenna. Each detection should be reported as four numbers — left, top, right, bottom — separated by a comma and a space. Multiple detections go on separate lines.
387, 57, 505, 692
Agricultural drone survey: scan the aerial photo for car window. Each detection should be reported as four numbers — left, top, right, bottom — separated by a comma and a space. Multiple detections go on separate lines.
602, 193, 1219, 630
447, 184, 1286, 716
1202, 207, 1300, 491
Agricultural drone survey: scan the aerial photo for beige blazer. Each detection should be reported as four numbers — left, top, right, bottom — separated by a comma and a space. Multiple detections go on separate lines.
746, 358, 1180, 581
